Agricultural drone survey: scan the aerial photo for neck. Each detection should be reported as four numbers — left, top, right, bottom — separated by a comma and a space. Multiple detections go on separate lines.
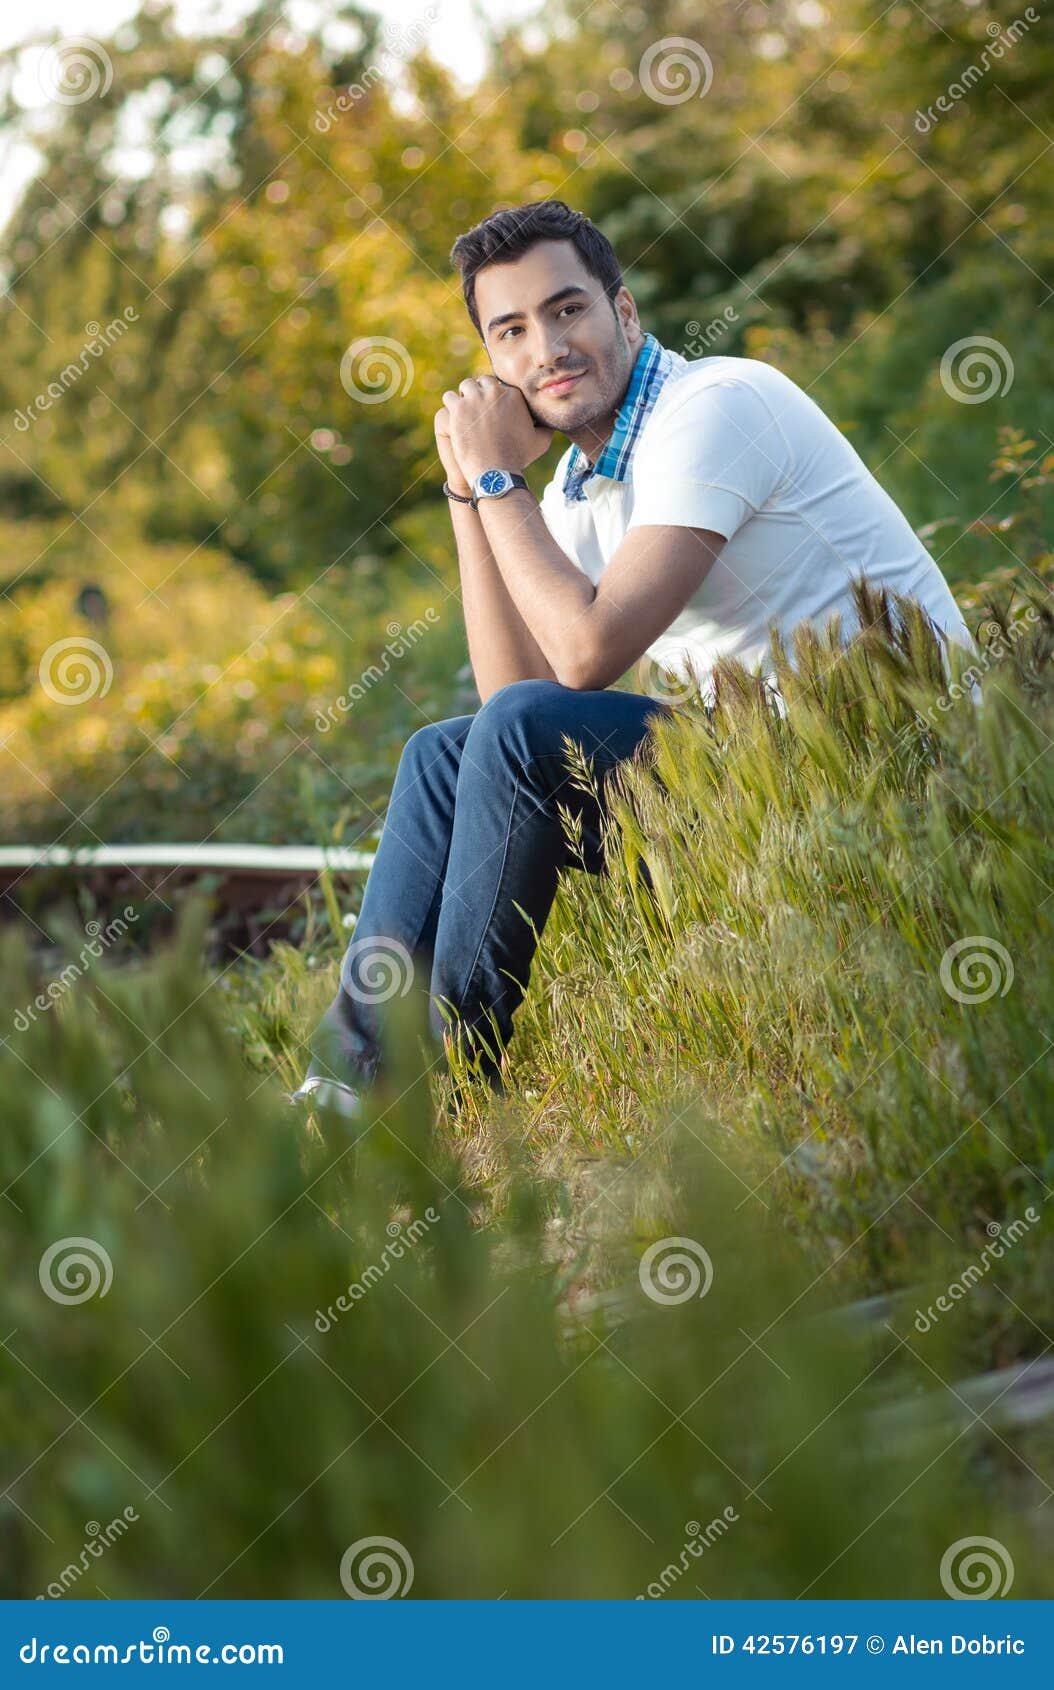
563, 329, 649, 465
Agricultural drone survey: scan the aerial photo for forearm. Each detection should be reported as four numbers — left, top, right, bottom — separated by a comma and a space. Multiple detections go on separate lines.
448, 496, 557, 703
474, 488, 599, 688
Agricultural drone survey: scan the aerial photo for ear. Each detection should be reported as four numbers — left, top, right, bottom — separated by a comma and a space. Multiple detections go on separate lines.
614, 286, 641, 342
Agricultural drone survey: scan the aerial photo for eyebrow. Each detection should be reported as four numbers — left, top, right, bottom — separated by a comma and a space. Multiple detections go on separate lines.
485, 285, 590, 335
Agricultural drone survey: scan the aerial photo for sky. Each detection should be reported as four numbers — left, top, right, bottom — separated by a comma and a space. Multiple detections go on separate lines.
0, 0, 540, 68
0, 0, 544, 228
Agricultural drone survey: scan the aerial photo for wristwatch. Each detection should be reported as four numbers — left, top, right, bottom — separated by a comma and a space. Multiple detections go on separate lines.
470, 468, 530, 510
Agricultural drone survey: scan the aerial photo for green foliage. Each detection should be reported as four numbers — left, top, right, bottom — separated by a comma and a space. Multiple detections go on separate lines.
500, 573, 1054, 1369
0, 520, 469, 844
3, 523, 1052, 1599
2, 0, 1052, 583
2, 894, 1050, 1599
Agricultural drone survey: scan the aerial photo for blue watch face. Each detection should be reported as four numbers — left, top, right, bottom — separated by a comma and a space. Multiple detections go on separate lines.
479, 469, 511, 495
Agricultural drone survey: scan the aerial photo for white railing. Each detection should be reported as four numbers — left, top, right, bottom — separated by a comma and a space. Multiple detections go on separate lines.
0, 843, 376, 874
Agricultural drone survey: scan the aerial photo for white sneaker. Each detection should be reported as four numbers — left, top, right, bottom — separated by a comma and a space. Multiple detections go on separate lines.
287, 1073, 364, 1120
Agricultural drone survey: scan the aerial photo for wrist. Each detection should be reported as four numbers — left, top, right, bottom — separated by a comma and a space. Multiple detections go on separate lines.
468, 468, 532, 511
463, 462, 526, 487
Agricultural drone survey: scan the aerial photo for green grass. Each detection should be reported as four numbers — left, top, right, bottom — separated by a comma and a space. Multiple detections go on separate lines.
2, 906, 1051, 1598
3, 504, 1052, 1596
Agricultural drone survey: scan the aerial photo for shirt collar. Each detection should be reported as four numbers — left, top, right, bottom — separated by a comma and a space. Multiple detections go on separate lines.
561, 330, 684, 504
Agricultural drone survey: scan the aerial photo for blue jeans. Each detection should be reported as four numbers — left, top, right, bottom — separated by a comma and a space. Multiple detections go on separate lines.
306, 678, 674, 1095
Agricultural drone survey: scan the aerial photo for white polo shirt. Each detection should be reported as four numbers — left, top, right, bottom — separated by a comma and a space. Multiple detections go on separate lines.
538, 350, 977, 702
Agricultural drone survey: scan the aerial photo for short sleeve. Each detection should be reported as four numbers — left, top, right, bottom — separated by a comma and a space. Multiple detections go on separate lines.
627, 378, 790, 540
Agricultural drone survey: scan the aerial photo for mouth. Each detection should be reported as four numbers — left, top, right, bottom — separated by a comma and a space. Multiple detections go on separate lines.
538, 370, 586, 396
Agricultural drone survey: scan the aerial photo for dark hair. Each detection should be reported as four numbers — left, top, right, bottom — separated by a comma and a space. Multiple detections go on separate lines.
450, 199, 623, 340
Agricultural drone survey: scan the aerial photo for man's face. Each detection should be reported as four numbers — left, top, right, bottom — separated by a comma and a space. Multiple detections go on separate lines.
474, 239, 643, 435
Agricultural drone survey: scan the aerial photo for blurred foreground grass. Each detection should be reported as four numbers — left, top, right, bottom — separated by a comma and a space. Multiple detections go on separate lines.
2, 897, 1052, 1598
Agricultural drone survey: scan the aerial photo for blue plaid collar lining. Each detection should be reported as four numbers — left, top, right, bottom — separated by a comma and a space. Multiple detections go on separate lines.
560, 330, 679, 504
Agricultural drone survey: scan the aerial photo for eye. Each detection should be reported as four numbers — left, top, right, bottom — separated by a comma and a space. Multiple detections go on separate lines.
499, 303, 584, 341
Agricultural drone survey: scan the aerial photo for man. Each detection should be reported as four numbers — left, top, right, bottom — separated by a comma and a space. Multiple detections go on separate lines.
292, 198, 976, 1119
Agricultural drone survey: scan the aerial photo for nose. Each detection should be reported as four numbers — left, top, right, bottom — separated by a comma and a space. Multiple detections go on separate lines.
528, 318, 573, 374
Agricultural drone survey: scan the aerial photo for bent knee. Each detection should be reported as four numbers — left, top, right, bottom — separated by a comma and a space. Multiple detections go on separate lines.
473, 677, 567, 729
401, 714, 473, 760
